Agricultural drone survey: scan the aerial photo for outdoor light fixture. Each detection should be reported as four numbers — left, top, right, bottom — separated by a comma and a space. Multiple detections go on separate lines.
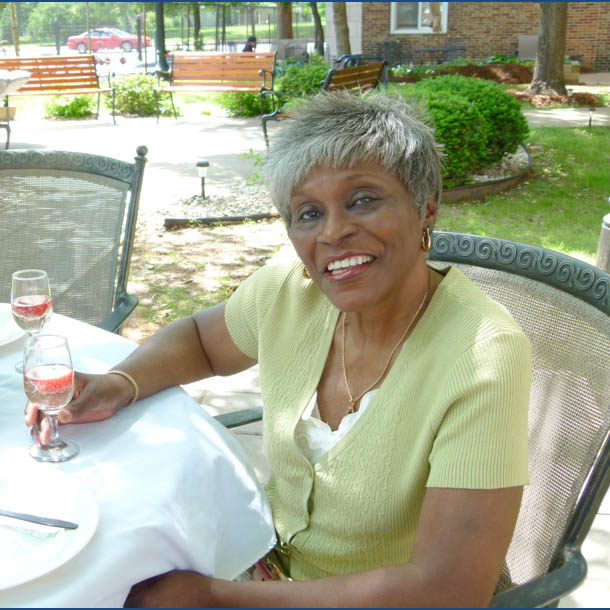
196, 160, 209, 199
588, 107, 596, 129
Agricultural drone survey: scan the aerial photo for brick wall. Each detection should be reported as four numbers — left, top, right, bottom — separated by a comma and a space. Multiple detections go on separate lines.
361, 2, 608, 70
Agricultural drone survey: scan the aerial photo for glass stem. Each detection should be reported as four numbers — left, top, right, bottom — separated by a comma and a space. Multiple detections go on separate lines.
47, 414, 60, 447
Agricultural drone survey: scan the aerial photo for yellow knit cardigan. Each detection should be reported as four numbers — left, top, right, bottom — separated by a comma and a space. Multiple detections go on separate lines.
225, 260, 530, 580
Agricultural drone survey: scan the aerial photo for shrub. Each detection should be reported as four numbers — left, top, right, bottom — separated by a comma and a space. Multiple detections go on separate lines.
216, 91, 273, 117
215, 54, 330, 117
105, 73, 175, 117
407, 74, 529, 166
400, 88, 489, 187
45, 95, 95, 119
275, 54, 331, 97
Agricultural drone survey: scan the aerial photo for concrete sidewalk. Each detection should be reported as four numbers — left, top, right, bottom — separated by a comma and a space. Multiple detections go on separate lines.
7, 108, 268, 219
6, 86, 610, 606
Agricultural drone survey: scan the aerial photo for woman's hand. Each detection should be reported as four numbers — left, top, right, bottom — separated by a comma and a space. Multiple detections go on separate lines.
123, 570, 213, 608
25, 371, 134, 446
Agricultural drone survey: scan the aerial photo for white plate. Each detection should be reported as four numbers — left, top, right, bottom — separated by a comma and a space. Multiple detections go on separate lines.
0, 461, 99, 591
0, 303, 25, 347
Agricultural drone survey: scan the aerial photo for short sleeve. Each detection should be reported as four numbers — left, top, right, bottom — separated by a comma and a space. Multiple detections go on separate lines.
224, 260, 296, 360
427, 331, 531, 489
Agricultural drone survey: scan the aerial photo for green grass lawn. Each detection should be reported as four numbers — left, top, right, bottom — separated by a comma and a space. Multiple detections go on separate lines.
436, 126, 610, 264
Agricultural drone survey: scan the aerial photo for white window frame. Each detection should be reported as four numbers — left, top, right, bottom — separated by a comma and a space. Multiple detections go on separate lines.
390, 2, 448, 34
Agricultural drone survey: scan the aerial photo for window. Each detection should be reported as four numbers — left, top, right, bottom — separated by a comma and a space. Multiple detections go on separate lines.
390, 2, 448, 34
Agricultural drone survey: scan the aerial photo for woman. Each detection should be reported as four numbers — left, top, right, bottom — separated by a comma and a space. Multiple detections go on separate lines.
26, 91, 530, 607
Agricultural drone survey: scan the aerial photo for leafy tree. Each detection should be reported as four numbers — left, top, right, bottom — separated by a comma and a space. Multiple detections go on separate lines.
0, 2, 36, 41
26, 2, 125, 39
528, 2, 567, 96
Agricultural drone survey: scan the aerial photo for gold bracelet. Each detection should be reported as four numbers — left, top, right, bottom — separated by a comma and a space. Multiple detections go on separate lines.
107, 369, 139, 406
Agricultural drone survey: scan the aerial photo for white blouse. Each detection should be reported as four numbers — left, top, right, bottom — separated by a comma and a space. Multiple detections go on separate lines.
294, 389, 379, 464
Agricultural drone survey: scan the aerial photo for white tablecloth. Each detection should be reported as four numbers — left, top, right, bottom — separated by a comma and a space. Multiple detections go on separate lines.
0, 310, 275, 607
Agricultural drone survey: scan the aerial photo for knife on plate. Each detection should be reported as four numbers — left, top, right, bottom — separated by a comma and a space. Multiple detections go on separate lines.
0, 508, 78, 529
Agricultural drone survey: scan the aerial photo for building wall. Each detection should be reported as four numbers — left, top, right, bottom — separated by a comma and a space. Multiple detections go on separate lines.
360, 2, 609, 70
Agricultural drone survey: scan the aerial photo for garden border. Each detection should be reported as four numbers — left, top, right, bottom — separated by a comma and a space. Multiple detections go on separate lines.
162, 147, 532, 228
442, 145, 532, 203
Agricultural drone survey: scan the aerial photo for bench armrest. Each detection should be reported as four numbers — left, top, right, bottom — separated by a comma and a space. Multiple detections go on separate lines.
260, 89, 305, 119
155, 69, 171, 85
489, 547, 587, 608
258, 67, 275, 92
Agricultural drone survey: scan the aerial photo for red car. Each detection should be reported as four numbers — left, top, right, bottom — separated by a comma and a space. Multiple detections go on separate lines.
66, 28, 152, 53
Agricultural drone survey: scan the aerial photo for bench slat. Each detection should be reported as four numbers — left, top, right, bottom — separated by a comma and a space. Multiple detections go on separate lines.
326, 77, 380, 91
0, 55, 102, 95
164, 52, 276, 93
172, 69, 267, 79
324, 62, 385, 92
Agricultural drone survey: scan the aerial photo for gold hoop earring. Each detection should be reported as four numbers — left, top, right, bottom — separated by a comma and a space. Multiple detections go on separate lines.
421, 227, 432, 252
302, 266, 311, 279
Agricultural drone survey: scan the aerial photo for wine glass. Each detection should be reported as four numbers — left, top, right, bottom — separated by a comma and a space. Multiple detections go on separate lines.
23, 334, 79, 463
11, 269, 53, 373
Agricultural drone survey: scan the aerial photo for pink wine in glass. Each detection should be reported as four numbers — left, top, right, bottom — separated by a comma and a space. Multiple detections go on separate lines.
24, 364, 74, 414
12, 295, 53, 332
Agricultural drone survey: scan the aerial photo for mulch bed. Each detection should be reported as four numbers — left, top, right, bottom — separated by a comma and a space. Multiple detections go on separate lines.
390, 63, 533, 84
390, 63, 604, 108
506, 89, 603, 108
451, 63, 533, 84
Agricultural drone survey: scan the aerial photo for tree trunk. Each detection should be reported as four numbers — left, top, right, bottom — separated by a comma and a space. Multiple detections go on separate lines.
277, 2, 293, 39
221, 3, 226, 48
310, 2, 324, 57
528, 2, 568, 96
85, 1, 91, 54
248, 5, 256, 38
9, 1, 19, 56
333, 2, 350, 57
192, 2, 200, 42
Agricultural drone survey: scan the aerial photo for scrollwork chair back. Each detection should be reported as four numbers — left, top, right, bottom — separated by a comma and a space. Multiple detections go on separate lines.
0, 146, 148, 332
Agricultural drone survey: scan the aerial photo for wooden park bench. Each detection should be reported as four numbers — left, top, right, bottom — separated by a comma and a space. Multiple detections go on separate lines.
261, 59, 387, 147
0, 54, 115, 148
154, 51, 277, 122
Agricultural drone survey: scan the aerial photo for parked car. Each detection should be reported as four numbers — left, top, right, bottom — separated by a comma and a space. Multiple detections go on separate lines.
66, 28, 152, 53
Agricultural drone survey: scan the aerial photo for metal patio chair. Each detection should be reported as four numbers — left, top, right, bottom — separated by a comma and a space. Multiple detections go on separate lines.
430, 232, 610, 607
0, 146, 148, 332
215, 232, 610, 607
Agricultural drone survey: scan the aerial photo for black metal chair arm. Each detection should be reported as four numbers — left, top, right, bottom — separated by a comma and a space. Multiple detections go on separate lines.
214, 406, 263, 429
489, 547, 587, 608
97, 294, 138, 334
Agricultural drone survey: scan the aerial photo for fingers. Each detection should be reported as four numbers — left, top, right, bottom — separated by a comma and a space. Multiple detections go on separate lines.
25, 404, 51, 446
24, 401, 37, 427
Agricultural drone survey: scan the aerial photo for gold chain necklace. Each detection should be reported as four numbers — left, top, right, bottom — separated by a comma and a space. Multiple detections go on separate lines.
341, 285, 429, 415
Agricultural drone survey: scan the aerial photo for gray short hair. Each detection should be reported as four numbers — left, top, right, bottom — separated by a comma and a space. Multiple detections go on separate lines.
263, 90, 444, 226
